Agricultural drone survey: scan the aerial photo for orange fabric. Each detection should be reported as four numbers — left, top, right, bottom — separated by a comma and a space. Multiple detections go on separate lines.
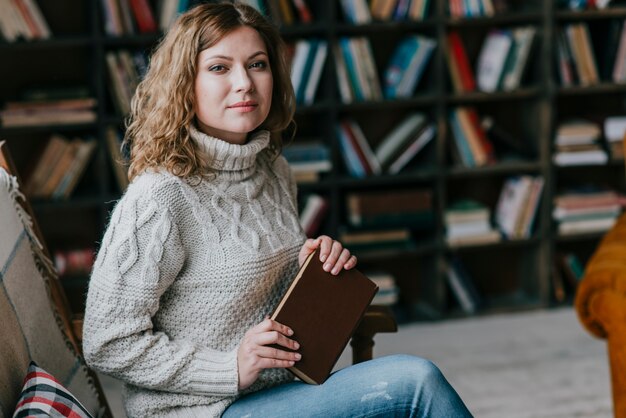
576, 214, 626, 418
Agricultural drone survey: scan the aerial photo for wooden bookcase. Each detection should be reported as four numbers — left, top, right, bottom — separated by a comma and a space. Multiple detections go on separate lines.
1, 0, 625, 321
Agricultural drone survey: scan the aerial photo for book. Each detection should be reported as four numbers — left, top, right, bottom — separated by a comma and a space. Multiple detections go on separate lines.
271, 249, 378, 384
501, 26, 536, 91
292, 0, 313, 23
495, 176, 534, 239
302, 41, 328, 105
383, 35, 435, 99
294, 39, 320, 104
374, 112, 427, 168
338, 37, 364, 101
53, 139, 98, 199
447, 31, 476, 92
299, 194, 329, 237
386, 122, 436, 174
289, 40, 313, 102
129, 0, 157, 33
333, 42, 354, 103
445, 256, 483, 314
338, 119, 381, 176
367, 271, 399, 306
612, 20, 626, 82
476, 29, 513, 92
340, 0, 372, 24
347, 189, 432, 226
54, 247, 95, 276
105, 126, 130, 192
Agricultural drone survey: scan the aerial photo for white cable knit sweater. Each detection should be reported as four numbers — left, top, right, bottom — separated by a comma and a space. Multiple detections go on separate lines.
83, 126, 306, 418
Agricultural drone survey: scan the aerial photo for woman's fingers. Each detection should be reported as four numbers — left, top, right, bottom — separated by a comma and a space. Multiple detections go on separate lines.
254, 357, 297, 369
255, 317, 293, 336
322, 241, 351, 275
255, 346, 302, 362
254, 330, 300, 351
331, 249, 353, 274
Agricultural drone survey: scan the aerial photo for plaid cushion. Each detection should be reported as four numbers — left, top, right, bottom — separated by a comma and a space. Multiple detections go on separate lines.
12, 362, 93, 418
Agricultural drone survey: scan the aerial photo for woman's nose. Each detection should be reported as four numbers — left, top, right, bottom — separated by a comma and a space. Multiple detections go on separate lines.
233, 66, 253, 93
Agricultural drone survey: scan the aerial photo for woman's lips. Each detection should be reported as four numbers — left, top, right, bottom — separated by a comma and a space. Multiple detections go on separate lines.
228, 101, 258, 112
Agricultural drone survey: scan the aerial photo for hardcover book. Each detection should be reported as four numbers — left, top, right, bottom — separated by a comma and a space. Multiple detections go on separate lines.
271, 249, 378, 385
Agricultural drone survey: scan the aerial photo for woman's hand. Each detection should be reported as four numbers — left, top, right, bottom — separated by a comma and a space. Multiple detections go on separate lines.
237, 318, 301, 390
298, 236, 357, 275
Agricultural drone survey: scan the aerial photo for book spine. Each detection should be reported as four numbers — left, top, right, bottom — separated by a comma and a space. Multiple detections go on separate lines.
339, 37, 364, 101
449, 32, 476, 91
387, 123, 435, 174
129, 0, 157, 33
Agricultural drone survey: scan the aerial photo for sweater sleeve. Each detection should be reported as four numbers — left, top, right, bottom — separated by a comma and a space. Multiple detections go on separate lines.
82, 182, 239, 397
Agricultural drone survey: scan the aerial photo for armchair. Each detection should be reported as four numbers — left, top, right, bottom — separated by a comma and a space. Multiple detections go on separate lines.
575, 212, 626, 418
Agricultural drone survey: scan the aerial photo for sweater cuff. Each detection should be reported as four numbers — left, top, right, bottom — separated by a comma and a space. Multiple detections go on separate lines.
188, 348, 239, 396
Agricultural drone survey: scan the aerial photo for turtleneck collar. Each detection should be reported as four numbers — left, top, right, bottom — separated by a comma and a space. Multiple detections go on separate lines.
189, 124, 271, 173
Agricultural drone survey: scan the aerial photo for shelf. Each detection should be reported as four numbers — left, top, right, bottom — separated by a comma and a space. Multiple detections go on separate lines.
0, 36, 92, 50
0, 123, 99, 135
445, 12, 543, 27
338, 95, 438, 111
446, 236, 541, 252
446, 161, 542, 178
352, 240, 439, 260
554, 231, 606, 243
100, 33, 162, 46
446, 88, 541, 104
295, 101, 332, 114
555, 7, 626, 21
553, 160, 623, 169
336, 168, 439, 188
279, 23, 328, 37
335, 20, 438, 35
4, 0, 624, 322
556, 83, 626, 96
31, 195, 114, 211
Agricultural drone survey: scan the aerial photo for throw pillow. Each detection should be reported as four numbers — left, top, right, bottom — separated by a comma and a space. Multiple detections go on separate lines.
12, 362, 94, 418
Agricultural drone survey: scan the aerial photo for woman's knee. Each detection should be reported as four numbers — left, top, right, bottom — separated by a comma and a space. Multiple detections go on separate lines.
383, 354, 442, 377
378, 354, 449, 391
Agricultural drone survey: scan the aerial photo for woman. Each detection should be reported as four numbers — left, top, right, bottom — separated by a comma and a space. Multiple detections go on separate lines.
83, 3, 472, 417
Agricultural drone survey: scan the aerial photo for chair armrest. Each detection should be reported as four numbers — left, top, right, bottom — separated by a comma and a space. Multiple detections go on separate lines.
576, 213, 626, 339
575, 212, 626, 418
350, 305, 398, 364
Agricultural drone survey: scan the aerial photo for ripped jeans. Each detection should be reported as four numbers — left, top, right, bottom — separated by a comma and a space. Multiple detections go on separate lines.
222, 354, 473, 418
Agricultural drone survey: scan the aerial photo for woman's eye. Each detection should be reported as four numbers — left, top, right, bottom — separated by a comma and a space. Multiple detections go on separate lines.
209, 65, 226, 72
250, 61, 267, 69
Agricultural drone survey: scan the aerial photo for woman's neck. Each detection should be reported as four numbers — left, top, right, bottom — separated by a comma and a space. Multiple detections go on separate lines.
189, 124, 270, 174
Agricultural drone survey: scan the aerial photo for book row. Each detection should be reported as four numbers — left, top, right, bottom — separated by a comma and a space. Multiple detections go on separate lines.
342, 0, 431, 23
553, 117, 626, 166
446, 249, 587, 315
100, 0, 314, 36
445, 175, 544, 246
299, 178, 625, 253
23, 134, 97, 200
0, 0, 50, 42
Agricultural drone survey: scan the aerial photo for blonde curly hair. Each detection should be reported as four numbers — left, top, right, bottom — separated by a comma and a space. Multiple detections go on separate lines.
125, 2, 296, 181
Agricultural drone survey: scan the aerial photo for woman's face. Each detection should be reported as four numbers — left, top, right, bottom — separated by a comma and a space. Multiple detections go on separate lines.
194, 26, 273, 144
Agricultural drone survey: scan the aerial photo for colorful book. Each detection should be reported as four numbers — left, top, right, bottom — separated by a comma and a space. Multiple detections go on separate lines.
447, 32, 476, 92
384, 35, 435, 98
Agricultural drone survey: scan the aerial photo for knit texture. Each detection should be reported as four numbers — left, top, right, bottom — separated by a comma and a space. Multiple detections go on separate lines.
83, 127, 306, 418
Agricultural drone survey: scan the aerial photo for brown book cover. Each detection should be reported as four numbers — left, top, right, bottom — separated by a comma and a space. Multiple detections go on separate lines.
271, 249, 378, 385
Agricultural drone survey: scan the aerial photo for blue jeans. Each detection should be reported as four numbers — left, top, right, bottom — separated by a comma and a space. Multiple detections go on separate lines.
222, 354, 473, 417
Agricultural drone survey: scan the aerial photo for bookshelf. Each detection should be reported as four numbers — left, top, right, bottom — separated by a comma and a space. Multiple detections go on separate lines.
1, 0, 625, 321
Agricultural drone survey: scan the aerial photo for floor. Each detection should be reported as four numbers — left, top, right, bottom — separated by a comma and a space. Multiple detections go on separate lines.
99, 306, 612, 417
